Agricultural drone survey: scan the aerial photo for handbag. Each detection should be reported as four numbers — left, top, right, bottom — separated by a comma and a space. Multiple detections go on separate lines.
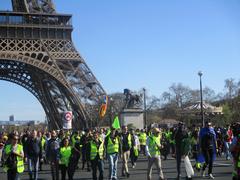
184, 155, 194, 177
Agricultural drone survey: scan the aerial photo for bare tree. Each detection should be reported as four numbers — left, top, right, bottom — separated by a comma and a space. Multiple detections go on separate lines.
224, 78, 237, 100
147, 96, 161, 111
203, 86, 216, 102
168, 83, 192, 109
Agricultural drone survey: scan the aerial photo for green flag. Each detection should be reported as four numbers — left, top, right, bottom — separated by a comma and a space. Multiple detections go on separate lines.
112, 116, 121, 129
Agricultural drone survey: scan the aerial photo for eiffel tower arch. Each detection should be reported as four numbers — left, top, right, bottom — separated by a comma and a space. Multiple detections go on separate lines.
0, 1, 107, 129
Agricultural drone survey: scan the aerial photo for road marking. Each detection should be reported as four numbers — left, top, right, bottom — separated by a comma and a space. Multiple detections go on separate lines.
213, 162, 232, 167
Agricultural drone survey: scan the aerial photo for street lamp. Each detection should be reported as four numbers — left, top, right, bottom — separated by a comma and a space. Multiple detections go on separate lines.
198, 71, 204, 127
143, 88, 147, 128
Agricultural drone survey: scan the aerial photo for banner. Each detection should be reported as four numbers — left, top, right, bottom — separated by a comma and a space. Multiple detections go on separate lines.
99, 95, 108, 119
63, 111, 72, 129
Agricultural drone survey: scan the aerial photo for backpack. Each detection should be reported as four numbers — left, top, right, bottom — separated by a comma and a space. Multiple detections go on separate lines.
202, 132, 214, 150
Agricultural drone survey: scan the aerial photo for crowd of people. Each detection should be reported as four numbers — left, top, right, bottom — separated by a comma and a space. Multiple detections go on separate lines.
0, 121, 239, 180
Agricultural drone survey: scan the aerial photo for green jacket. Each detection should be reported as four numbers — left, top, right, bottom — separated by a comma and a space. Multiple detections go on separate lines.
181, 137, 191, 155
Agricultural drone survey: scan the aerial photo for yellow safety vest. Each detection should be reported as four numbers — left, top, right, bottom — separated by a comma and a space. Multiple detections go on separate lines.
41, 137, 46, 149
148, 135, 161, 156
127, 133, 132, 148
90, 140, 104, 160
60, 146, 72, 166
139, 133, 147, 145
4, 144, 24, 173
107, 136, 119, 154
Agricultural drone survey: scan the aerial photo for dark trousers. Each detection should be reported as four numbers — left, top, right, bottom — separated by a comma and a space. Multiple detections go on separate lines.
170, 143, 176, 155
140, 145, 146, 155
50, 160, 59, 180
90, 158, 104, 180
82, 149, 90, 170
68, 154, 80, 180
130, 148, 138, 166
176, 148, 182, 176
7, 168, 18, 180
39, 153, 43, 171
202, 149, 214, 174
60, 164, 70, 180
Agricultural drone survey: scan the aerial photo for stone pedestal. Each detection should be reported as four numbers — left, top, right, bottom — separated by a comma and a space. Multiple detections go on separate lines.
120, 108, 144, 129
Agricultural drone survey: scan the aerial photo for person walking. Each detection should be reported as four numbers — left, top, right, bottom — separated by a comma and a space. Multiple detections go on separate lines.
199, 122, 217, 179
139, 129, 147, 155
46, 130, 60, 180
3, 134, 25, 180
146, 128, 165, 180
38, 131, 46, 171
105, 127, 120, 180
68, 135, 81, 180
80, 129, 91, 171
181, 131, 194, 180
87, 131, 105, 180
224, 125, 233, 160
59, 138, 72, 180
121, 126, 132, 177
26, 130, 41, 180
174, 122, 188, 179
130, 129, 140, 169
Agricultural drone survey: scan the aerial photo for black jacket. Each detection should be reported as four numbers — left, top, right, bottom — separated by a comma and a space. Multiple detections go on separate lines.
26, 137, 41, 158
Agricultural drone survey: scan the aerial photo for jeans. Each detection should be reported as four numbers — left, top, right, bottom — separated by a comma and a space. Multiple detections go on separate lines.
108, 153, 118, 179
224, 141, 231, 160
28, 156, 39, 180
91, 157, 104, 180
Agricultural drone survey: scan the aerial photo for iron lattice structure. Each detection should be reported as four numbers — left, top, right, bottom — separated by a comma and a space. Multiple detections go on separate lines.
0, 1, 106, 129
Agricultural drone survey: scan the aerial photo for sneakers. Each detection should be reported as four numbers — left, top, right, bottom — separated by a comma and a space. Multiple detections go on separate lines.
132, 163, 136, 169
201, 170, 206, 177
209, 174, 214, 179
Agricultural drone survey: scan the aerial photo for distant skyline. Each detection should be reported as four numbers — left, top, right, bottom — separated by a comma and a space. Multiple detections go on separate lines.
0, 0, 240, 120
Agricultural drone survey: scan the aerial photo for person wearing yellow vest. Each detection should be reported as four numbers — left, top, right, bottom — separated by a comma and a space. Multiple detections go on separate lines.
86, 131, 105, 180
37, 131, 46, 171
146, 128, 165, 180
120, 126, 132, 177
105, 127, 120, 180
139, 129, 147, 155
3, 134, 24, 180
59, 138, 72, 180
130, 129, 140, 169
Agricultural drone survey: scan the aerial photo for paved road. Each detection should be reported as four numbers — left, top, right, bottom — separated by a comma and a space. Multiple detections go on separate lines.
0, 156, 233, 180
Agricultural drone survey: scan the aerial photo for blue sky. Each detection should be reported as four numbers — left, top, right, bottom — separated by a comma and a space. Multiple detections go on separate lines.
0, 0, 240, 121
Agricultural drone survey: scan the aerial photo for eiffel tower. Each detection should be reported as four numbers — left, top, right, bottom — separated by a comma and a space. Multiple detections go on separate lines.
0, 0, 107, 129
